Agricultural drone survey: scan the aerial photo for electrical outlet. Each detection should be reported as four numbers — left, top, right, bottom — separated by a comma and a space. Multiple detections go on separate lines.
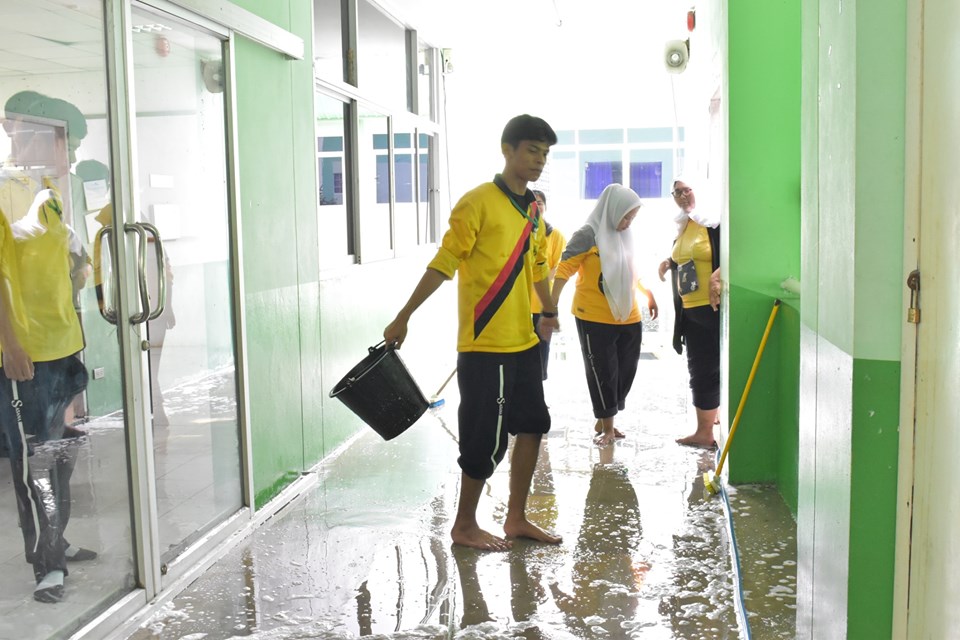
92, 367, 105, 380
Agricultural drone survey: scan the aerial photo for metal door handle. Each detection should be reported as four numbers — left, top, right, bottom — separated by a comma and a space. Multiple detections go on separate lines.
139, 222, 167, 322
93, 226, 117, 324
125, 223, 151, 325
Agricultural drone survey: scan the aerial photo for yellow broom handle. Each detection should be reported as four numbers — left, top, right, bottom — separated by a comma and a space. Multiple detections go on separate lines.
715, 299, 782, 476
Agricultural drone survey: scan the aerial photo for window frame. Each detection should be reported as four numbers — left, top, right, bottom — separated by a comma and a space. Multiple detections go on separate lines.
312, 0, 442, 268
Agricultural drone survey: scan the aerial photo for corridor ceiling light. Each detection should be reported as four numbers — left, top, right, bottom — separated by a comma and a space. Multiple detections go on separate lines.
132, 23, 171, 33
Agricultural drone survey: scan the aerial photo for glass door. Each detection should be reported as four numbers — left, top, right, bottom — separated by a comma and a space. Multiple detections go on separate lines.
0, 1, 136, 636
127, 5, 243, 567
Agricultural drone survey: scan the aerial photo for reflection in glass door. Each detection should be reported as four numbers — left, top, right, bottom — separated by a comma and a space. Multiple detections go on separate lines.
129, 7, 242, 564
0, 1, 135, 636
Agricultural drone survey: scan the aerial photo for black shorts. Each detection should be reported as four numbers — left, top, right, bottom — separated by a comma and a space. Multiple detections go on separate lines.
0, 354, 89, 457
456, 346, 550, 480
574, 318, 643, 419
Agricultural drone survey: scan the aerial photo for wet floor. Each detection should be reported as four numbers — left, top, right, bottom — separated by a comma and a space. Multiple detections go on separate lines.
128, 334, 796, 639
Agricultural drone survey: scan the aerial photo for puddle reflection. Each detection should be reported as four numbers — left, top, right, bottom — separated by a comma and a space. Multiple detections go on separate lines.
127, 350, 802, 639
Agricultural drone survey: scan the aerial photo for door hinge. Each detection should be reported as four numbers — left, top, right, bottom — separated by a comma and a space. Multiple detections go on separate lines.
907, 269, 921, 324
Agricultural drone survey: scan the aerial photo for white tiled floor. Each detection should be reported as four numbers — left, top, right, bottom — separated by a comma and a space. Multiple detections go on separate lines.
1, 335, 797, 640
122, 334, 797, 640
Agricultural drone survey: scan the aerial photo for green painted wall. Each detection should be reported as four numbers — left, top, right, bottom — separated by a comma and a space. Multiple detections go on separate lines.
725, 0, 801, 514
229, 0, 315, 507
775, 297, 800, 512
848, 358, 900, 639
229, 0, 458, 508
796, 0, 906, 637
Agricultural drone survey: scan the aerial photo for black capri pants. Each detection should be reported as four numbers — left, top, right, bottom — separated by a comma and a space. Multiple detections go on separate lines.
456, 346, 550, 480
681, 304, 720, 410
574, 318, 643, 419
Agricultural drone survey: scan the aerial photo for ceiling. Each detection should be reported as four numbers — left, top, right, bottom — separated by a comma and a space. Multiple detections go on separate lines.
0, 0, 693, 80
384, 0, 692, 60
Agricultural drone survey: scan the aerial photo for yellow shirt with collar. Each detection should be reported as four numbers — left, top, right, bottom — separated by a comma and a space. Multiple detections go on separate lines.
556, 242, 643, 325
0, 186, 83, 363
428, 182, 548, 353
671, 220, 713, 309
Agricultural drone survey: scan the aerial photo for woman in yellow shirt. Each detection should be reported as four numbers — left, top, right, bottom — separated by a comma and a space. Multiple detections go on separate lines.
529, 190, 566, 380
552, 184, 658, 446
658, 178, 721, 448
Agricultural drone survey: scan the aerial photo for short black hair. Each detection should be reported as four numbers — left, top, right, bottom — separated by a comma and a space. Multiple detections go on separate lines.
501, 114, 557, 148
532, 189, 547, 204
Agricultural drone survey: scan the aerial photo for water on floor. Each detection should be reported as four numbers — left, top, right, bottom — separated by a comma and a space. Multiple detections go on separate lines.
127, 335, 795, 640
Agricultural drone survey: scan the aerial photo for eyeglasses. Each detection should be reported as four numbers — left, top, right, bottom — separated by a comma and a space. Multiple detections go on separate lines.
672, 187, 692, 198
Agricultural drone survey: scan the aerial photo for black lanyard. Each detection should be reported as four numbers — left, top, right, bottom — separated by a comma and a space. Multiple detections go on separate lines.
493, 175, 539, 231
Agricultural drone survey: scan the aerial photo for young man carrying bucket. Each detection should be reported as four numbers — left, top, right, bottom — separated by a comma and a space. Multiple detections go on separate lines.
384, 114, 562, 552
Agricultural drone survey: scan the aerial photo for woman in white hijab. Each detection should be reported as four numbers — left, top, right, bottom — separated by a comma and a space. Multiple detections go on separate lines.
658, 177, 721, 448
551, 184, 658, 446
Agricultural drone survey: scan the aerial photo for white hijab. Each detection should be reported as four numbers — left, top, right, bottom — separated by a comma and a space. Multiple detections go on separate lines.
585, 184, 643, 321
672, 175, 718, 236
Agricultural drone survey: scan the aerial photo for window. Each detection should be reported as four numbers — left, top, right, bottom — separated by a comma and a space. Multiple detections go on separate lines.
313, 0, 343, 82
392, 128, 417, 250
581, 150, 623, 199
357, 0, 406, 109
312, 0, 442, 267
416, 41, 433, 118
357, 106, 391, 260
630, 161, 663, 198
315, 92, 351, 263
418, 133, 432, 243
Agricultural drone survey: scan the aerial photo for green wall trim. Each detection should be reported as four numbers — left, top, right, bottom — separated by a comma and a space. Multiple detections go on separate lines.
255, 470, 302, 510
847, 357, 900, 639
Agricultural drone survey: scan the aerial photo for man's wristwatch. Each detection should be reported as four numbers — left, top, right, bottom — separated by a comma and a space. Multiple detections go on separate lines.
541, 310, 558, 318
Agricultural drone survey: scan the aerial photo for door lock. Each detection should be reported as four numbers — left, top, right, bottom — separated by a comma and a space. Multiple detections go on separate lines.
907, 269, 920, 324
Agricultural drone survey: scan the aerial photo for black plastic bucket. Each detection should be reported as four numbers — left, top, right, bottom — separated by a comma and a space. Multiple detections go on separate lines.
329, 341, 429, 441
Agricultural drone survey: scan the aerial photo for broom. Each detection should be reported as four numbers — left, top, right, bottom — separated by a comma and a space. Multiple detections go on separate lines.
428, 368, 457, 408
704, 299, 781, 496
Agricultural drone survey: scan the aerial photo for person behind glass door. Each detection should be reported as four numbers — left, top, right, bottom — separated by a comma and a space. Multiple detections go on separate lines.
529, 189, 566, 381
144, 210, 175, 427
384, 114, 562, 552
91, 202, 176, 429
0, 91, 96, 604
550, 184, 658, 447
658, 178, 721, 448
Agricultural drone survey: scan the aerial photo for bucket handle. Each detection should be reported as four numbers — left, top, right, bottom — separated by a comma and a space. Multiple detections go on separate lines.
372, 339, 402, 353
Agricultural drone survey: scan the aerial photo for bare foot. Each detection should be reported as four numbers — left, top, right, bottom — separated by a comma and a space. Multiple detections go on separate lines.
504, 518, 562, 544
594, 420, 625, 439
676, 435, 717, 449
451, 525, 513, 551
594, 432, 617, 447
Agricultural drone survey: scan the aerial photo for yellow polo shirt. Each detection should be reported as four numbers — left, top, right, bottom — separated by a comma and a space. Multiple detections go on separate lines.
671, 221, 713, 309
0, 188, 83, 363
428, 182, 548, 353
